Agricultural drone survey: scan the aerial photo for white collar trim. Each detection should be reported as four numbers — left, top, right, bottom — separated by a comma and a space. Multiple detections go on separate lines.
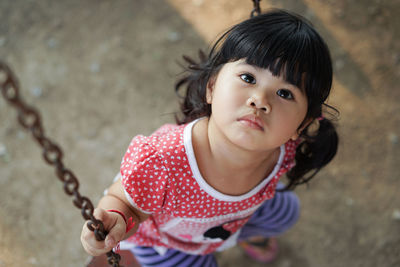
183, 119, 285, 202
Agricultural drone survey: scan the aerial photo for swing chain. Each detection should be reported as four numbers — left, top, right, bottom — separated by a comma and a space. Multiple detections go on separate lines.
1, 4, 262, 266
0, 62, 122, 267
251, 0, 262, 17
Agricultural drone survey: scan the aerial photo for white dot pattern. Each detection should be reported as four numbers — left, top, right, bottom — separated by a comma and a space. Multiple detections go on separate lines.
120, 123, 298, 254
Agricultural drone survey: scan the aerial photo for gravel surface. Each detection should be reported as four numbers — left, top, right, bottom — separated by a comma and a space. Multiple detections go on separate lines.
0, 0, 399, 266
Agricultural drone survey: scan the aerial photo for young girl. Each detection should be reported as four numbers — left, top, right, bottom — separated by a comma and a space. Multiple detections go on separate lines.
81, 9, 338, 266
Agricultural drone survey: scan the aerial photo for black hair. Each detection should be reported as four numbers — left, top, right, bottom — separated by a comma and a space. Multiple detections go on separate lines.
175, 9, 339, 190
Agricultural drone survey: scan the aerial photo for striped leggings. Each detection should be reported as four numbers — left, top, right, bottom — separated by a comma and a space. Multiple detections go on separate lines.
128, 184, 300, 267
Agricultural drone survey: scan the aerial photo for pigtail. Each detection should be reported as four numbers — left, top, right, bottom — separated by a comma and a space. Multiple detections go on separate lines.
174, 50, 214, 125
284, 115, 339, 190
173, 10, 339, 190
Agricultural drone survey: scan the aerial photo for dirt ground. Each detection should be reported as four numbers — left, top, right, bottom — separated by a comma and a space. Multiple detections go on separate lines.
0, 0, 399, 266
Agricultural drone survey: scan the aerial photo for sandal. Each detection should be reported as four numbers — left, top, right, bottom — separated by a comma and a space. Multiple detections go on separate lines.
239, 237, 278, 263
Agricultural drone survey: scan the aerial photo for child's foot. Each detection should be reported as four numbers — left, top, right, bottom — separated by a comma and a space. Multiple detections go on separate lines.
239, 237, 278, 263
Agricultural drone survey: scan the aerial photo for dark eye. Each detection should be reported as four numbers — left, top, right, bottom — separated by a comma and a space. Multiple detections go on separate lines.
276, 89, 294, 100
240, 74, 256, 84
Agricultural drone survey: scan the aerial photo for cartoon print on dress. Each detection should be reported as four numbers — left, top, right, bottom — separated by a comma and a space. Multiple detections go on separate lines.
203, 223, 231, 240
164, 216, 251, 243
201, 216, 252, 242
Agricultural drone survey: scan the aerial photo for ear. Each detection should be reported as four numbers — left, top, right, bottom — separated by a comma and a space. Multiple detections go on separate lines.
291, 118, 313, 141
206, 75, 216, 104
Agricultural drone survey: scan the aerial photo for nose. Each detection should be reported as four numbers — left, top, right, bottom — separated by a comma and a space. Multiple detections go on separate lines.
246, 95, 271, 114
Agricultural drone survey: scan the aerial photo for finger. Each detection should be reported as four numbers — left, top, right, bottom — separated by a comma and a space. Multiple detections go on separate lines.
81, 220, 108, 251
104, 218, 126, 248
93, 208, 110, 225
82, 209, 125, 252
82, 240, 111, 256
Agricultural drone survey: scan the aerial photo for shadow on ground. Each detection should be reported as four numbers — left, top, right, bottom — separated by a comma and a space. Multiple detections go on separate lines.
0, 0, 399, 266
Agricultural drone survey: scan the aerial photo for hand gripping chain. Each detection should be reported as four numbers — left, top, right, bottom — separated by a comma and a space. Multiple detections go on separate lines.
0, 62, 122, 267
0, 4, 262, 266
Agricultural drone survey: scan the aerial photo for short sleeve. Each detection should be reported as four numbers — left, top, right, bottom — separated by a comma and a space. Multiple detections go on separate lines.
278, 139, 300, 175
120, 135, 168, 214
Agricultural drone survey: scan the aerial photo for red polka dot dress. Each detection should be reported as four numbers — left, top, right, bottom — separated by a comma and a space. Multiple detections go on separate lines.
120, 119, 298, 255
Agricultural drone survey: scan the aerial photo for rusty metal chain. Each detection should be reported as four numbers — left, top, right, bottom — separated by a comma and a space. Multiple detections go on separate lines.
0, 61, 122, 267
251, 0, 262, 17
0, 4, 261, 266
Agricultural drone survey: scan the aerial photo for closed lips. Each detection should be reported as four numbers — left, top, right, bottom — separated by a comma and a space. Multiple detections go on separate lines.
238, 115, 264, 131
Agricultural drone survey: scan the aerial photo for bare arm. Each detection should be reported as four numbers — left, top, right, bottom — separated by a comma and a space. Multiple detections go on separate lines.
98, 178, 150, 238
81, 177, 150, 256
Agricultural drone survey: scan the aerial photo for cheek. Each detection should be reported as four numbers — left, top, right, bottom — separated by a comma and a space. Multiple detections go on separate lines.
275, 106, 306, 133
212, 86, 244, 110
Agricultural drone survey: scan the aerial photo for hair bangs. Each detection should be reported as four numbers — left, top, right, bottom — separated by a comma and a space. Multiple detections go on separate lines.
194, 9, 333, 123
216, 15, 330, 96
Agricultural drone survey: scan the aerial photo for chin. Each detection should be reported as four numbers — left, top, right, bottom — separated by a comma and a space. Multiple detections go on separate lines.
229, 135, 263, 151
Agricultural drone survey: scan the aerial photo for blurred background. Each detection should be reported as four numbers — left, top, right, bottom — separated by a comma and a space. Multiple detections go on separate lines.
0, 0, 399, 266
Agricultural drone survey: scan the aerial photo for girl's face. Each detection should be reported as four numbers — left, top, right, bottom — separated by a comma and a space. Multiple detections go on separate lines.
206, 59, 309, 152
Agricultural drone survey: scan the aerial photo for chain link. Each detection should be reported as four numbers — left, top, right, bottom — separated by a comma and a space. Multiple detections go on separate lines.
0, 61, 122, 267
0, 4, 261, 266
251, 0, 262, 17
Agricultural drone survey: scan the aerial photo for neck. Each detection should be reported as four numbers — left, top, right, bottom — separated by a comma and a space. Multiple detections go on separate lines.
208, 118, 279, 172
193, 118, 280, 185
